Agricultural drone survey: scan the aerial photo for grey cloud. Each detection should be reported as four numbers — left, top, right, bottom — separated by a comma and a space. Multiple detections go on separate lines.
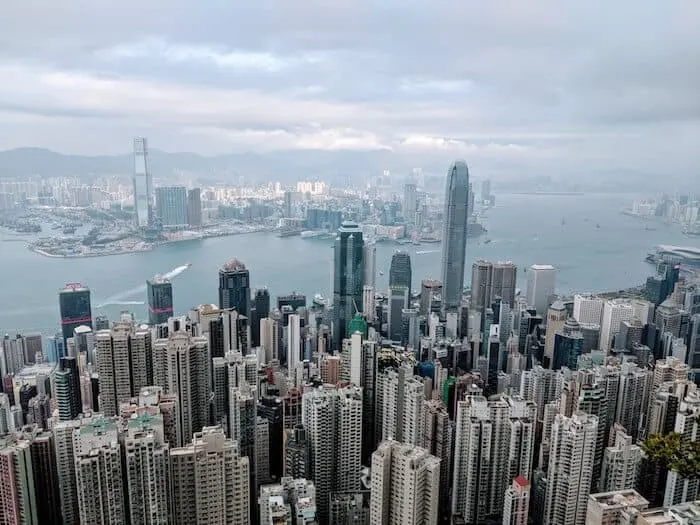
0, 0, 697, 182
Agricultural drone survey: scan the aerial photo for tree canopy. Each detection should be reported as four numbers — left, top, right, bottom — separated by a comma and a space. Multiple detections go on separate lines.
642, 432, 700, 480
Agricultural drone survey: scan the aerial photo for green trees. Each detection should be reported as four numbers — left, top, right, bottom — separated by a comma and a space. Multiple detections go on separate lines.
642, 432, 700, 480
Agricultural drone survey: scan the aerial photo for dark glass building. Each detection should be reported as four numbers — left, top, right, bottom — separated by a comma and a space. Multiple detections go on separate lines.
55, 356, 82, 420
440, 160, 470, 311
147, 276, 174, 325
389, 251, 412, 291
59, 283, 92, 343
332, 221, 364, 350
552, 318, 585, 370
646, 262, 680, 306
218, 259, 250, 317
251, 288, 270, 348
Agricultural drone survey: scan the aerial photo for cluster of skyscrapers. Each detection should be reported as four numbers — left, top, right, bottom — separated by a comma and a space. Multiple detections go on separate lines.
1, 160, 700, 524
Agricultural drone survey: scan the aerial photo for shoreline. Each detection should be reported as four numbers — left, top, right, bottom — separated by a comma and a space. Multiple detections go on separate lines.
27, 227, 272, 259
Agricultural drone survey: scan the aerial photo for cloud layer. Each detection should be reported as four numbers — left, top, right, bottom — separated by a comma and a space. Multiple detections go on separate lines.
0, 1, 698, 181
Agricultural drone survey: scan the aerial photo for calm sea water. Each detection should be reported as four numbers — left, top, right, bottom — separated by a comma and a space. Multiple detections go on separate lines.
0, 193, 693, 335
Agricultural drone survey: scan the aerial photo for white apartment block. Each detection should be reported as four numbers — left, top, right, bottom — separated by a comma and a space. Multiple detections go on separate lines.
370, 440, 440, 525
170, 426, 250, 525
543, 412, 598, 525
600, 300, 635, 351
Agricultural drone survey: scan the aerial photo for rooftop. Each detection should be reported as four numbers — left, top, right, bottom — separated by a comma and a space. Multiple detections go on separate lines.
590, 490, 649, 509
221, 258, 246, 271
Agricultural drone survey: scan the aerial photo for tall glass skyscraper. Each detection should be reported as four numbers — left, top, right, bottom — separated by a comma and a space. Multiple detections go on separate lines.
440, 160, 470, 311
147, 276, 174, 325
333, 221, 364, 350
389, 250, 412, 291
133, 137, 153, 228
58, 283, 92, 343
218, 259, 250, 318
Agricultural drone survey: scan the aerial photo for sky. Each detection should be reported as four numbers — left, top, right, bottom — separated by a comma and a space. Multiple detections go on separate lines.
0, 1, 698, 181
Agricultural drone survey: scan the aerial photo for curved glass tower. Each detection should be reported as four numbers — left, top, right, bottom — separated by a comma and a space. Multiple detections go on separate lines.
440, 160, 470, 310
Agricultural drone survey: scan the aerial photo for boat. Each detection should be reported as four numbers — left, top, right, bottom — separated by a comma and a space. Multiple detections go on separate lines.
379, 271, 384, 276
277, 229, 302, 238
561, 218, 566, 226
483, 239, 492, 244
595, 224, 601, 229
186, 262, 192, 268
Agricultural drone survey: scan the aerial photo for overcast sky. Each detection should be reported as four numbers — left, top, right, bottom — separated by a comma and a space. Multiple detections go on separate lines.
0, 1, 698, 180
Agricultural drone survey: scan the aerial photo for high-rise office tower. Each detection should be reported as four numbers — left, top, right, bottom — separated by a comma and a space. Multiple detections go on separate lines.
302, 385, 362, 523
287, 313, 301, 372
452, 395, 536, 523
369, 440, 440, 525
59, 283, 92, 343
154, 331, 210, 445
525, 264, 556, 315
470, 260, 517, 311
363, 241, 376, 290
155, 186, 188, 227
573, 294, 604, 325
333, 222, 365, 350
218, 259, 250, 317
420, 279, 442, 317
387, 286, 409, 342
543, 412, 598, 525
543, 301, 568, 367
389, 251, 412, 291
170, 426, 250, 525
123, 412, 171, 524
54, 419, 81, 525
251, 288, 270, 348
686, 314, 700, 372
133, 137, 153, 228
147, 275, 174, 325
0, 440, 37, 524
503, 477, 531, 525
552, 317, 585, 370
600, 424, 643, 493
186, 187, 202, 227
600, 299, 635, 350
440, 160, 470, 311
260, 317, 279, 364
74, 417, 126, 524
55, 356, 82, 420
403, 183, 418, 226
96, 323, 152, 417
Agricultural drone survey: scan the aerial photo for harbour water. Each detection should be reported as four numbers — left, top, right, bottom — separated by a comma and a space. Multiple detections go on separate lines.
0, 193, 693, 335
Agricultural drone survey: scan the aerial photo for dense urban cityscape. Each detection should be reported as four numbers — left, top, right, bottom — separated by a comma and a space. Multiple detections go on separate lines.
0, 139, 698, 525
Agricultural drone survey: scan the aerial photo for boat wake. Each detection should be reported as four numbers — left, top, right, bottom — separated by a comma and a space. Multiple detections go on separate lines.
95, 264, 190, 308
415, 250, 440, 255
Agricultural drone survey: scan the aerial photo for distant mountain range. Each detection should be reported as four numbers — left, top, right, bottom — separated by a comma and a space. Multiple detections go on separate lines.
0, 147, 397, 183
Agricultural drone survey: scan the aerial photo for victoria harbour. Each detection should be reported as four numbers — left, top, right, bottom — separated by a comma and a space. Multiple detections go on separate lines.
1, 192, 691, 334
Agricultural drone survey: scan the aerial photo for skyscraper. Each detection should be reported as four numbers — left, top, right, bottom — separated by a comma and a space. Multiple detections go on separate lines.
369, 440, 440, 525
218, 259, 250, 317
403, 183, 418, 226
503, 477, 531, 525
389, 251, 412, 290
133, 137, 153, 228
96, 323, 152, 417
250, 288, 270, 348
470, 260, 518, 311
363, 241, 376, 290
186, 187, 202, 228
147, 275, 174, 325
387, 286, 409, 342
440, 160, 470, 311
600, 299, 635, 351
0, 440, 37, 525
573, 294, 604, 325
526, 264, 556, 315
59, 283, 92, 343
74, 418, 126, 524
543, 412, 598, 525
333, 221, 365, 350
302, 385, 362, 523
170, 426, 250, 524
55, 356, 82, 420
155, 186, 188, 227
